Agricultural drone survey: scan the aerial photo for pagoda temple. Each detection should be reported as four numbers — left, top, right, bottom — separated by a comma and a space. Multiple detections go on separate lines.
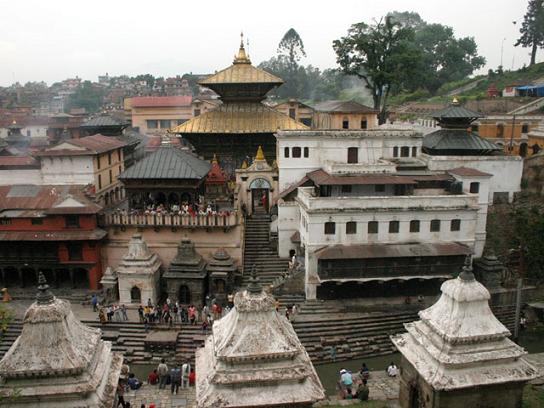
423, 98, 501, 156
0, 273, 123, 407
196, 269, 325, 407
171, 34, 308, 175
391, 257, 538, 408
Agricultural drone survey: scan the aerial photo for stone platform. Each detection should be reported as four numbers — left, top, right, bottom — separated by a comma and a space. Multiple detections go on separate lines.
145, 330, 179, 352
124, 384, 196, 408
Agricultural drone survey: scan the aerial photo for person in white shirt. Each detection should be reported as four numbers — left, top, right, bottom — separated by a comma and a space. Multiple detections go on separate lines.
387, 362, 398, 377
181, 362, 191, 389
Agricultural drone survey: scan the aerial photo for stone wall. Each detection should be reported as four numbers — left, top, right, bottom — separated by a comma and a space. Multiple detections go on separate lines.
523, 152, 544, 195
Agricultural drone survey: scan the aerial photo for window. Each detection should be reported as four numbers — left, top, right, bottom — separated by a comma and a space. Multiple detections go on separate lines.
411, 147, 417, 157
67, 243, 83, 261
97, 156, 101, 170
430, 219, 441, 232
375, 184, 385, 193
522, 124, 529, 134
342, 119, 349, 129
118, 150, 121, 161
389, 221, 399, 233
0, 219, 12, 225
301, 118, 312, 127
98, 174, 102, 190
303, 147, 309, 158
346, 221, 357, 234
108, 152, 112, 165
410, 220, 420, 233
147, 120, 158, 129
361, 120, 367, 129
65, 215, 80, 228
284, 147, 290, 158
119, 165, 122, 175
496, 124, 504, 138
109, 169, 113, 184
347, 147, 358, 164
324, 222, 336, 235
289, 108, 296, 119
341, 185, 352, 193
401, 146, 410, 157
470, 182, 480, 194
368, 221, 379, 234
159, 120, 171, 129
451, 219, 461, 231
194, 109, 201, 117
393, 146, 399, 157
31, 218, 43, 225
292, 147, 302, 158
471, 124, 479, 133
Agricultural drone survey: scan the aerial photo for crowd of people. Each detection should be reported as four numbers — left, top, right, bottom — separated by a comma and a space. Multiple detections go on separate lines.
336, 361, 398, 401
116, 200, 232, 218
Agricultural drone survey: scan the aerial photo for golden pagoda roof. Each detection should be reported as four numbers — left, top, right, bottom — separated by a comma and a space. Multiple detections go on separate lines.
170, 102, 308, 134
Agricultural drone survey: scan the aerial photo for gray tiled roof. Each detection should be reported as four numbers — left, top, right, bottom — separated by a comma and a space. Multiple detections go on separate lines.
119, 147, 211, 180
312, 100, 377, 113
80, 116, 127, 128
423, 129, 501, 153
431, 105, 482, 120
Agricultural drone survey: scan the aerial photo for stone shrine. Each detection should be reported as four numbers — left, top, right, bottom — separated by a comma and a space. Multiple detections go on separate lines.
196, 270, 325, 407
100, 266, 118, 304
207, 248, 238, 305
163, 239, 207, 306
391, 257, 538, 408
116, 234, 161, 305
473, 251, 504, 290
0, 273, 123, 407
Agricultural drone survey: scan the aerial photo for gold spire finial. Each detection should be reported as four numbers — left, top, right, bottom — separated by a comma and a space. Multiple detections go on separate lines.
233, 32, 251, 64
452, 97, 460, 106
212, 153, 218, 164
241, 160, 248, 169
255, 145, 265, 161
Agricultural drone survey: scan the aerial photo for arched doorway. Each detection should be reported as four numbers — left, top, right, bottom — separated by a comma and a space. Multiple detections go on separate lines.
519, 142, 528, 157
130, 286, 141, 303
249, 178, 271, 214
180, 192, 192, 204
178, 285, 191, 304
168, 192, 180, 206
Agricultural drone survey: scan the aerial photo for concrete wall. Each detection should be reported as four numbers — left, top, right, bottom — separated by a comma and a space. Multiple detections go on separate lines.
41, 155, 95, 184
277, 202, 300, 258
102, 225, 243, 273
422, 154, 523, 203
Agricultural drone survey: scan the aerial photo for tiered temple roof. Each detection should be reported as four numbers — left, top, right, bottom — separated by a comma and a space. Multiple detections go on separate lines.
164, 240, 207, 279
207, 248, 238, 279
391, 258, 538, 391
0, 273, 122, 407
196, 270, 325, 407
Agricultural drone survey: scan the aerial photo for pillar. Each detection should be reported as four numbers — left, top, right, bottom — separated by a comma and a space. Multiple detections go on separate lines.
69, 268, 75, 289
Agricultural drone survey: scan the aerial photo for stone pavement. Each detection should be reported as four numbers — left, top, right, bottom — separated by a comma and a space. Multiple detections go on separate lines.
124, 384, 196, 408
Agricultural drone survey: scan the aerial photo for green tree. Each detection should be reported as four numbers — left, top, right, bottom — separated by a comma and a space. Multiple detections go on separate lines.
333, 17, 421, 123
515, 0, 544, 66
65, 81, 105, 113
277, 28, 306, 97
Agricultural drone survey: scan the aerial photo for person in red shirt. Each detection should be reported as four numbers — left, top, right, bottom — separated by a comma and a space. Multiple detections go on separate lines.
147, 369, 158, 385
188, 368, 196, 386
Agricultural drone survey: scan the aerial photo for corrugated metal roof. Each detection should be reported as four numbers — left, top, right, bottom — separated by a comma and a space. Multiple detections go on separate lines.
170, 102, 308, 134
423, 129, 501, 153
0, 156, 39, 167
312, 100, 377, 114
36, 134, 127, 156
80, 116, 127, 128
315, 242, 471, 260
119, 147, 211, 180
306, 169, 417, 186
0, 229, 107, 241
432, 105, 482, 120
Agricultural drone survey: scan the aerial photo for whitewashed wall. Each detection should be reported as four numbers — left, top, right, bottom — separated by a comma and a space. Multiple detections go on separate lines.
41, 156, 94, 184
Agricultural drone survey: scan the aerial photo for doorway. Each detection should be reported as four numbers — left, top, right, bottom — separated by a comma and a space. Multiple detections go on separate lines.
178, 285, 191, 305
249, 177, 271, 214
130, 286, 141, 303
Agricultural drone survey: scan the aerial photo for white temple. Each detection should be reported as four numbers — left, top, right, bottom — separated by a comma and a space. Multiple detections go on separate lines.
0, 273, 123, 407
196, 268, 325, 407
116, 234, 161, 305
391, 257, 538, 408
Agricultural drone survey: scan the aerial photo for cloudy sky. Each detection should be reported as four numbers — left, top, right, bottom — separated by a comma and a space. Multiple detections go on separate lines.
0, 0, 538, 86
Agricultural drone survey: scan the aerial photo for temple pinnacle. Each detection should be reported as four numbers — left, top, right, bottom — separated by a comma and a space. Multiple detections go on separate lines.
247, 264, 262, 295
459, 255, 475, 281
36, 271, 54, 304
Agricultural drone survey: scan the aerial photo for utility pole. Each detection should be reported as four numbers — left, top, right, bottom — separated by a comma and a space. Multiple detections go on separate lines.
513, 239, 525, 341
508, 115, 517, 152
500, 38, 506, 67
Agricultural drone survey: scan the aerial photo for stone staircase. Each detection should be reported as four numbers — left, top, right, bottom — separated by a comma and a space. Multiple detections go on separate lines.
508, 97, 544, 115
242, 213, 289, 287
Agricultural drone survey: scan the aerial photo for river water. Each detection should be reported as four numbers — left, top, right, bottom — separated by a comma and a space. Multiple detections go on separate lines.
129, 327, 544, 397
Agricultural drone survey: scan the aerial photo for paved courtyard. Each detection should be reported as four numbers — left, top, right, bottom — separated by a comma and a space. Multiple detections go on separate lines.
124, 385, 196, 408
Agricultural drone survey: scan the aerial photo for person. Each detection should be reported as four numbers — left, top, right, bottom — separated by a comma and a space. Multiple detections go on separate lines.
121, 304, 128, 321
157, 359, 168, 389
181, 362, 191, 389
106, 305, 113, 322
355, 379, 369, 401
330, 345, 337, 362
91, 294, 98, 312
285, 306, 290, 321
260, 192, 267, 211
170, 364, 181, 395
127, 373, 142, 390
99, 308, 106, 324
116, 381, 126, 407
202, 315, 209, 333
340, 369, 353, 398
359, 363, 370, 380
188, 367, 196, 386
189, 305, 196, 325
173, 303, 179, 324
387, 362, 398, 377
520, 315, 527, 331
147, 369, 158, 385
138, 305, 144, 323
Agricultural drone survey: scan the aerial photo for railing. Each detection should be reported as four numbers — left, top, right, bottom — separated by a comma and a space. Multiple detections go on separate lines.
102, 211, 239, 229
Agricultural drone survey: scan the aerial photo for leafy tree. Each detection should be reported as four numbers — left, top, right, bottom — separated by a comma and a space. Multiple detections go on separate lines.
515, 0, 544, 66
277, 28, 307, 98
333, 17, 421, 123
65, 81, 105, 113
387, 11, 425, 29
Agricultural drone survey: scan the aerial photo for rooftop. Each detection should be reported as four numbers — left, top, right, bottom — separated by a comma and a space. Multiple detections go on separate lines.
35, 134, 127, 156
80, 115, 128, 128
448, 166, 493, 177
130, 96, 193, 108
306, 168, 417, 186
312, 100, 378, 114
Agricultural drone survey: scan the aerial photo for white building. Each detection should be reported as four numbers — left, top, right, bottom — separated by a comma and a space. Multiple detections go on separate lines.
276, 129, 491, 301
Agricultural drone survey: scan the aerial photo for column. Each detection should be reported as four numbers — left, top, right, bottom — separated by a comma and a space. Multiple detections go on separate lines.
69, 268, 75, 289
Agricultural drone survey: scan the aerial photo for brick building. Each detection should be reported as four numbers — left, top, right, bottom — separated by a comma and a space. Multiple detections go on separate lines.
0, 185, 106, 290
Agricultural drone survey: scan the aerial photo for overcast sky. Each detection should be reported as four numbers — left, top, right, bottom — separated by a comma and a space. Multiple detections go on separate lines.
0, 0, 538, 86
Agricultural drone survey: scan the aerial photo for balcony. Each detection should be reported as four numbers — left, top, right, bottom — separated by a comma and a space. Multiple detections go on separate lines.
296, 187, 477, 212
101, 211, 239, 230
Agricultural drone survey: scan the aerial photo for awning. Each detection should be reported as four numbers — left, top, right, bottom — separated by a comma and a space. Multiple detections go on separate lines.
0, 229, 107, 241
315, 242, 471, 260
